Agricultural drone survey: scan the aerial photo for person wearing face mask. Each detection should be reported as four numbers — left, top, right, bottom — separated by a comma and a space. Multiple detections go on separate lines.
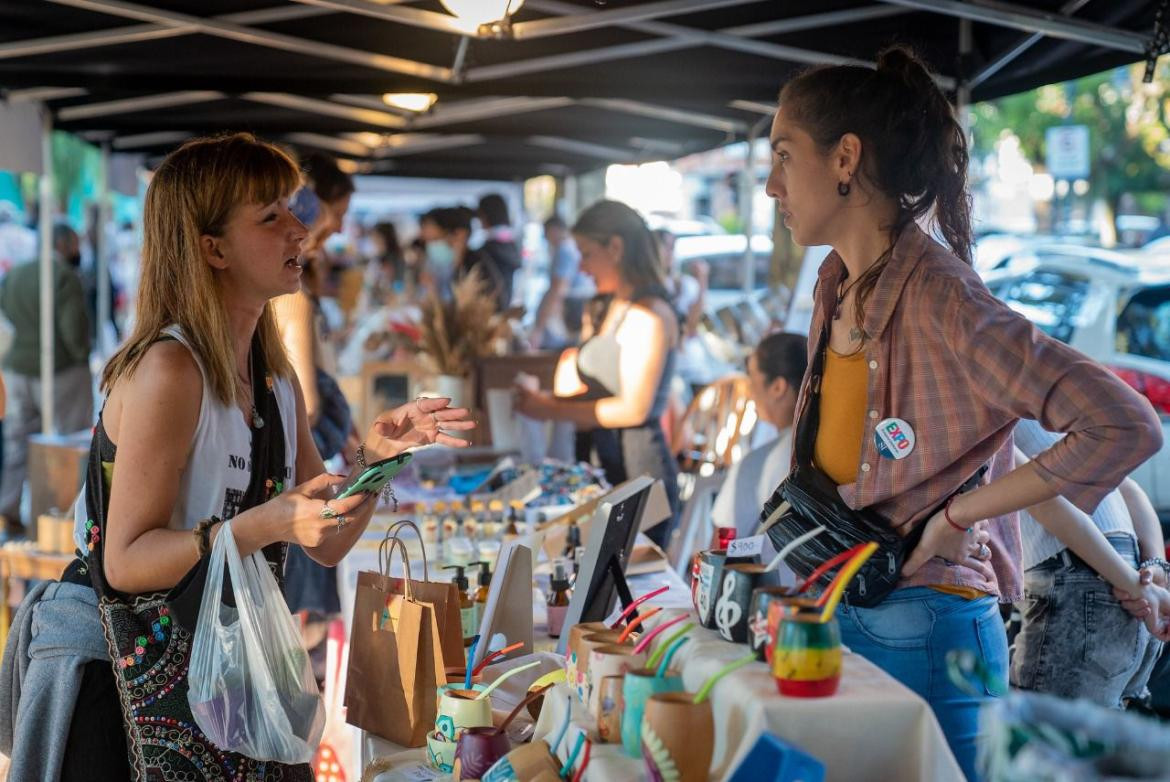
711, 331, 807, 540
419, 208, 457, 301
0, 222, 93, 540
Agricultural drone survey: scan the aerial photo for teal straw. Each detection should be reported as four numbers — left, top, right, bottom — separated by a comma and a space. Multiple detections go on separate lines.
560, 732, 587, 778
655, 636, 690, 678
551, 695, 572, 752
464, 635, 480, 690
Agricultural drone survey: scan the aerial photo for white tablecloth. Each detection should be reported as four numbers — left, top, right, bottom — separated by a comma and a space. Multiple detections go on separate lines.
530, 609, 964, 782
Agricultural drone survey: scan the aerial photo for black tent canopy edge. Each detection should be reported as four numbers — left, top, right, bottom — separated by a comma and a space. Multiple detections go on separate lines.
0, 0, 1162, 179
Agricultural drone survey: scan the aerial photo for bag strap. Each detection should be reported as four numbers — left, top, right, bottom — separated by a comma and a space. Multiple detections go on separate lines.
378, 519, 429, 581
793, 323, 829, 468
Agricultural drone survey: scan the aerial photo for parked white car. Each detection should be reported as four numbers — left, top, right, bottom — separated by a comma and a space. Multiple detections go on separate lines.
982, 244, 1170, 518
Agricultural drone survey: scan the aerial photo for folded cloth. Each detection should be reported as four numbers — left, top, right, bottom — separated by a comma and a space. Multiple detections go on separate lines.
0, 579, 107, 781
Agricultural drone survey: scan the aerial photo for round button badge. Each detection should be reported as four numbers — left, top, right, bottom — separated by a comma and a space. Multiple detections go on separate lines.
875, 418, 915, 460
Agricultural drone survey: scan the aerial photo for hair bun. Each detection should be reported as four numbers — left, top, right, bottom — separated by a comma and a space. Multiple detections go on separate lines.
875, 45, 935, 89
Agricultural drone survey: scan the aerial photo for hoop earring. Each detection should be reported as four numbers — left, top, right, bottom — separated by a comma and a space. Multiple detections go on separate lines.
837, 181, 851, 197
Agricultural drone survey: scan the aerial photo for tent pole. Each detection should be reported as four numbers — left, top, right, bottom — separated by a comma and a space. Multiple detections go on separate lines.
97, 141, 112, 358
742, 115, 770, 296
38, 107, 55, 435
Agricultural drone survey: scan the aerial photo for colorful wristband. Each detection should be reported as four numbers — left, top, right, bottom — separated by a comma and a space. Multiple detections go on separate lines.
944, 496, 971, 534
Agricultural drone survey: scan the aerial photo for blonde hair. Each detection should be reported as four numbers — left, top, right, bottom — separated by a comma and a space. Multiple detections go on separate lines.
102, 133, 300, 404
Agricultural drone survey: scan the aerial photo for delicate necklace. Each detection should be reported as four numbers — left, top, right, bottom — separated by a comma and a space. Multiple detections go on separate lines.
236, 353, 264, 430
834, 275, 866, 344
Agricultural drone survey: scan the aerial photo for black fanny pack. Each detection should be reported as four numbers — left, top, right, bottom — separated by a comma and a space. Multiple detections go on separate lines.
761, 325, 985, 608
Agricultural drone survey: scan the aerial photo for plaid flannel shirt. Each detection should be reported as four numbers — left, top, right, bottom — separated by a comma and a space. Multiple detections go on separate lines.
797, 223, 1162, 601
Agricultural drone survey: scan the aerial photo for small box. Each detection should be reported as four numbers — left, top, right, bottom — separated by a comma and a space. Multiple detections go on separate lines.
37, 513, 75, 555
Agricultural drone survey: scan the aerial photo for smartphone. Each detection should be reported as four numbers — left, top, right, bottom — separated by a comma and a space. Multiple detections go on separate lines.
334, 452, 413, 501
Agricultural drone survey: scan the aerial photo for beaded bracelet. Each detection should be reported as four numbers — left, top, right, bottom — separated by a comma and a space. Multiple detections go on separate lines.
944, 496, 972, 534
1139, 557, 1170, 578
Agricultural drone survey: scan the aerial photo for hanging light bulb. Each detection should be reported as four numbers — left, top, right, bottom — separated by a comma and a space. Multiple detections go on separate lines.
382, 93, 438, 113
439, 0, 526, 30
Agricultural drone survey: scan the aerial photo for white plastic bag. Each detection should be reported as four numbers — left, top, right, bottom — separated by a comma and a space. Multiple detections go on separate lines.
187, 520, 325, 763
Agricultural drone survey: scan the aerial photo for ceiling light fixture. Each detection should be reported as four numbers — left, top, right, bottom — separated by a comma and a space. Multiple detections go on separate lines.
381, 92, 438, 113
439, 0, 526, 37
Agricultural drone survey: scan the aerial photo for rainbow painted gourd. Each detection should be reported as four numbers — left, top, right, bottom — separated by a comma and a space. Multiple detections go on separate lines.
771, 613, 842, 698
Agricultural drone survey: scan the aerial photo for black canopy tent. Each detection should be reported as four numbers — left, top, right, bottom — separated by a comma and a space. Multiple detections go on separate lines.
0, 0, 1164, 434
0, 0, 1163, 178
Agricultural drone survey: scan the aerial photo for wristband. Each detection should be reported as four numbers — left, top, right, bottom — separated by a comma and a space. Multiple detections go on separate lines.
193, 516, 222, 558
944, 496, 971, 534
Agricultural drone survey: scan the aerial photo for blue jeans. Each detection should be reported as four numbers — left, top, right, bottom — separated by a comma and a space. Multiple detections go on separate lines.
838, 587, 1008, 782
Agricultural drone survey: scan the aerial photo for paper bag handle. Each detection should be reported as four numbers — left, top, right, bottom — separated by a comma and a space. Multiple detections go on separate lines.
379, 536, 414, 603
378, 519, 429, 581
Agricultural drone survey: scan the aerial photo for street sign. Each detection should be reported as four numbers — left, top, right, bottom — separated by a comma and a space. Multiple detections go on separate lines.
1045, 125, 1090, 180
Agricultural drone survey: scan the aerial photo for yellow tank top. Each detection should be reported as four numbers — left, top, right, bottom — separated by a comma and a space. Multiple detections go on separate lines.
813, 345, 985, 600
813, 347, 868, 485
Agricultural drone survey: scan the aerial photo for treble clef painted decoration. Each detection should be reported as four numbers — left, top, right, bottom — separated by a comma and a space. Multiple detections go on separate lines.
715, 572, 742, 641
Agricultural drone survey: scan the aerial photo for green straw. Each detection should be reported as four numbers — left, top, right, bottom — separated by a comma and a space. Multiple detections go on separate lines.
560, 731, 587, 778
655, 636, 690, 678
692, 651, 757, 704
646, 622, 694, 670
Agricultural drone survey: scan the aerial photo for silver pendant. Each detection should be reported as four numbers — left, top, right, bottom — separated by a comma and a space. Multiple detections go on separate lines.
252, 405, 264, 429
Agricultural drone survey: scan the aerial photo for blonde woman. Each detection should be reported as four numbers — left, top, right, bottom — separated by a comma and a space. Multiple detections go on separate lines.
0, 133, 473, 781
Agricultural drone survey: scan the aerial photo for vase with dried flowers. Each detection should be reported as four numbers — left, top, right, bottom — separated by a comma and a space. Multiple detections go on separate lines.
420, 269, 513, 407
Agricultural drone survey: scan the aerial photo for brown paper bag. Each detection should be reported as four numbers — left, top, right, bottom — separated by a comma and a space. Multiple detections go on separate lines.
374, 520, 465, 670
345, 538, 445, 746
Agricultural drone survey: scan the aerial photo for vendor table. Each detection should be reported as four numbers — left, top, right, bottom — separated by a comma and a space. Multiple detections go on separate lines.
532, 610, 965, 782
0, 546, 73, 649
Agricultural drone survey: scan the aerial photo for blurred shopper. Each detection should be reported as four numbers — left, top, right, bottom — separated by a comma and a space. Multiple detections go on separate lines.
419, 207, 456, 301
515, 200, 680, 547
655, 227, 707, 339
1011, 418, 1166, 708
357, 220, 404, 314
763, 45, 1164, 780
529, 215, 595, 350
711, 332, 806, 538
475, 193, 521, 311
274, 153, 355, 463
0, 223, 93, 538
272, 153, 357, 629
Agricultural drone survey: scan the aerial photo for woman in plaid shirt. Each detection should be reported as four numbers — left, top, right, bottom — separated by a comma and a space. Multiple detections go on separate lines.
765, 46, 1167, 780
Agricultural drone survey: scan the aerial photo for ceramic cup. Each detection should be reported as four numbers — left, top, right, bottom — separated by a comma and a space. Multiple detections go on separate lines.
772, 609, 842, 697
575, 631, 628, 705
565, 622, 612, 695
748, 587, 793, 661
620, 668, 684, 758
696, 549, 754, 629
596, 675, 625, 744
482, 741, 561, 782
435, 684, 491, 742
426, 731, 457, 773
641, 692, 714, 782
713, 563, 769, 643
454, 726, 512, 780
586, 643, 645, 716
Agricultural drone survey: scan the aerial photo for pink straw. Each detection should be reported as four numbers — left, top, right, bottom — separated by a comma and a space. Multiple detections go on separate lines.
607, 585, 670, 629
633, 613, 689, 655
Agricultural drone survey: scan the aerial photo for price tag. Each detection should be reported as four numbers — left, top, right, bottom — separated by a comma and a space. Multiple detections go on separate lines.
727, 534, 765, 558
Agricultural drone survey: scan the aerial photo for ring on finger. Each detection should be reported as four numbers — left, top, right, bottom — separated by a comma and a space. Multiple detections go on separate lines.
978, 544, 991, 559
336, 516, 348, 533
320, 502, 337, 520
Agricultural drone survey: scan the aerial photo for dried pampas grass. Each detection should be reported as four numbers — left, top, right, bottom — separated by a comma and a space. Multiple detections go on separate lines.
419, 268, 514, 375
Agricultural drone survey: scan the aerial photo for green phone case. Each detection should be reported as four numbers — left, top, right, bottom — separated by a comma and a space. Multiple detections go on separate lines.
335, 452, 413, 499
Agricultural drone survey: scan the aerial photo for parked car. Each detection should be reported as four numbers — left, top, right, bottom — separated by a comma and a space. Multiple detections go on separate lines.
982, 245, 1170, 518
673, 234, 774, 312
